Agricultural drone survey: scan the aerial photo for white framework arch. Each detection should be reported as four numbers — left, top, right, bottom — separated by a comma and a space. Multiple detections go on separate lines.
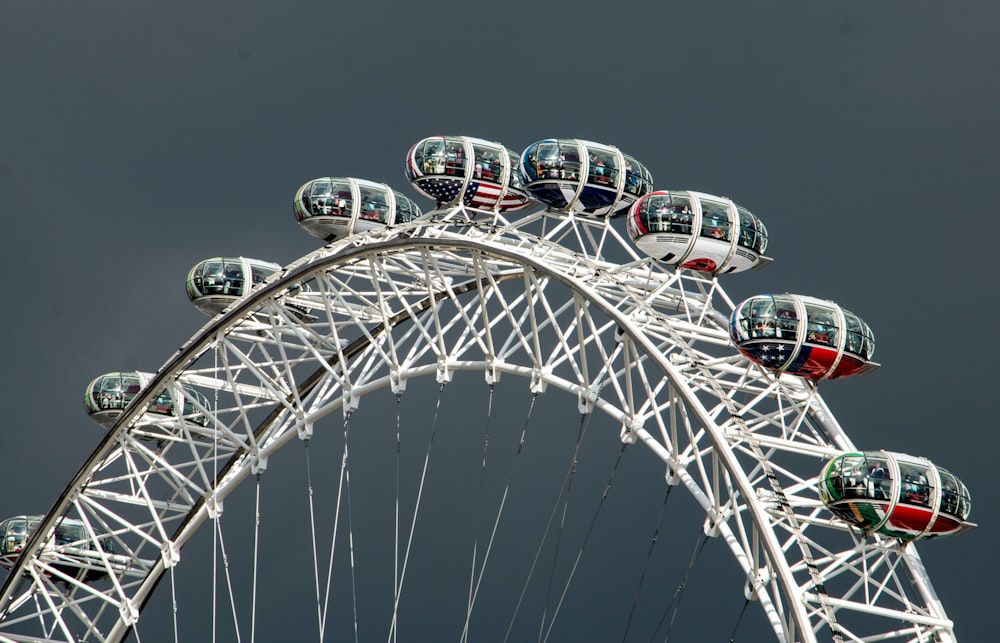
0, 205, 957, 642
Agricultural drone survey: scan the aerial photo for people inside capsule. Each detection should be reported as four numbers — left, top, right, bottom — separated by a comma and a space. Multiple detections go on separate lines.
294, 177, 422, 242
405, 135, 534, 213
818, 451, 973, 540
627, 191, 770, 274
730, 294, 877, 380
84, 372, 210, 429
519, 139, 652, 217
0, 515, 117, 580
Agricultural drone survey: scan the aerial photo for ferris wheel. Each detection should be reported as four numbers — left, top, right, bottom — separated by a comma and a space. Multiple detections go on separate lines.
0, 136, 973, 642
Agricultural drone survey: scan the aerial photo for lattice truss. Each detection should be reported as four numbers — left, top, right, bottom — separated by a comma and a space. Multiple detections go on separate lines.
0, 207, 954, 643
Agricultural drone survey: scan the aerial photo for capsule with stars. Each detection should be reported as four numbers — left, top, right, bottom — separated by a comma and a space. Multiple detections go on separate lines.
729, 294, 878, 380
404, 135, 534, 213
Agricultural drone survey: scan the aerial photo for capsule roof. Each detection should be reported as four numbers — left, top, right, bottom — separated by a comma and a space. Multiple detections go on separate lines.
819, 451, 973, 540
626, 190, 770, 274
519, 139, 652, 217
730, 294, 878, 380
84, 371, 210, 430
405, 135, 534, 213
294, 177, 422, 242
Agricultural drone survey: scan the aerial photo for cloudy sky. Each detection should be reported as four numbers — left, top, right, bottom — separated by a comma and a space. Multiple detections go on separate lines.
2, 0, 998, 640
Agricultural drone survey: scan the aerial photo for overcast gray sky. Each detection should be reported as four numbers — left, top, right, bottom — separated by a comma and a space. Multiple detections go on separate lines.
2, 0, 998, 640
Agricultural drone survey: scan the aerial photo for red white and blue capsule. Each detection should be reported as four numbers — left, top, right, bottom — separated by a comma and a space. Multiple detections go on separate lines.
519, 139, 652, 217
294, 177, 422, 242
627, 190, 770, 274
819, 451, 974, 541
405, 135, 534, 213
730, 294, 878, 380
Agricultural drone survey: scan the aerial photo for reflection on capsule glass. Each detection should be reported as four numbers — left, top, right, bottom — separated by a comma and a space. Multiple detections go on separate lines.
729, 294, 878, 380
84, 371, 211, 429
294, 177, 422, 242
519, 139, 652, 217
0, 515, 117, 581
818, 451, 973, 540
405, 135, 534, 213
626, 190, 770, 274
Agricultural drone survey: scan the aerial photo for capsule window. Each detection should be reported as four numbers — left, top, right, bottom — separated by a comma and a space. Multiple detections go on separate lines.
181, 385, 210, 426
416, 139, 446, 175
860, 321, 875, 360
394, 194, 420, 224
843, 313, 867, 356
443, 138, 467, 177
358, 186, 389, 223
506, 151, 524, 190
737, 207, 756, 250
641, 194, 694, 235
222, 261, 245, 294
862, 454, 892, 500
472, 144, 503, 182
122, 374, 141, 397
200, 261, 225, 294
700, 199, 732, 241
53, 522, 86, 547
938, 468, 971, 519
899, 463, 932, 507
771, 295, 798, 339
558, 143, 582, 181
250, 264, 276, 286
804, 303, 838, 347
754, 218, 769, 254
826, 455, 863, 498
736, 205, 766, 253
587, 150, 617, 187
97, 375, 123, 411
749, 297, 777, 339
303, 180, 331, 216
1, 519, 29, 554
622, 155, 650, 196
310, 180, 352, 218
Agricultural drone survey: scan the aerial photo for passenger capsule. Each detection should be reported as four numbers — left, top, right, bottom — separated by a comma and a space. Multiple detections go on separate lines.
84, 371, 210, 430
186, 257, 280, 315
294, 177, 422, 242
626, 191, 771, 274
404, 135, 534, 213
519, 139, 652, 216
729, 294, 878, 380
0, 515, 118, 581
819, 451, 974, 540
185, 256, 314, 319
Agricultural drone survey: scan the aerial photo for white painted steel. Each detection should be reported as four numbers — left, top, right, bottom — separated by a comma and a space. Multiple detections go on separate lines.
0, 204, 956, 642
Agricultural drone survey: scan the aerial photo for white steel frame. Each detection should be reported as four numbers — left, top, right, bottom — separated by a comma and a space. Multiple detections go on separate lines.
0, 205, 956, 642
